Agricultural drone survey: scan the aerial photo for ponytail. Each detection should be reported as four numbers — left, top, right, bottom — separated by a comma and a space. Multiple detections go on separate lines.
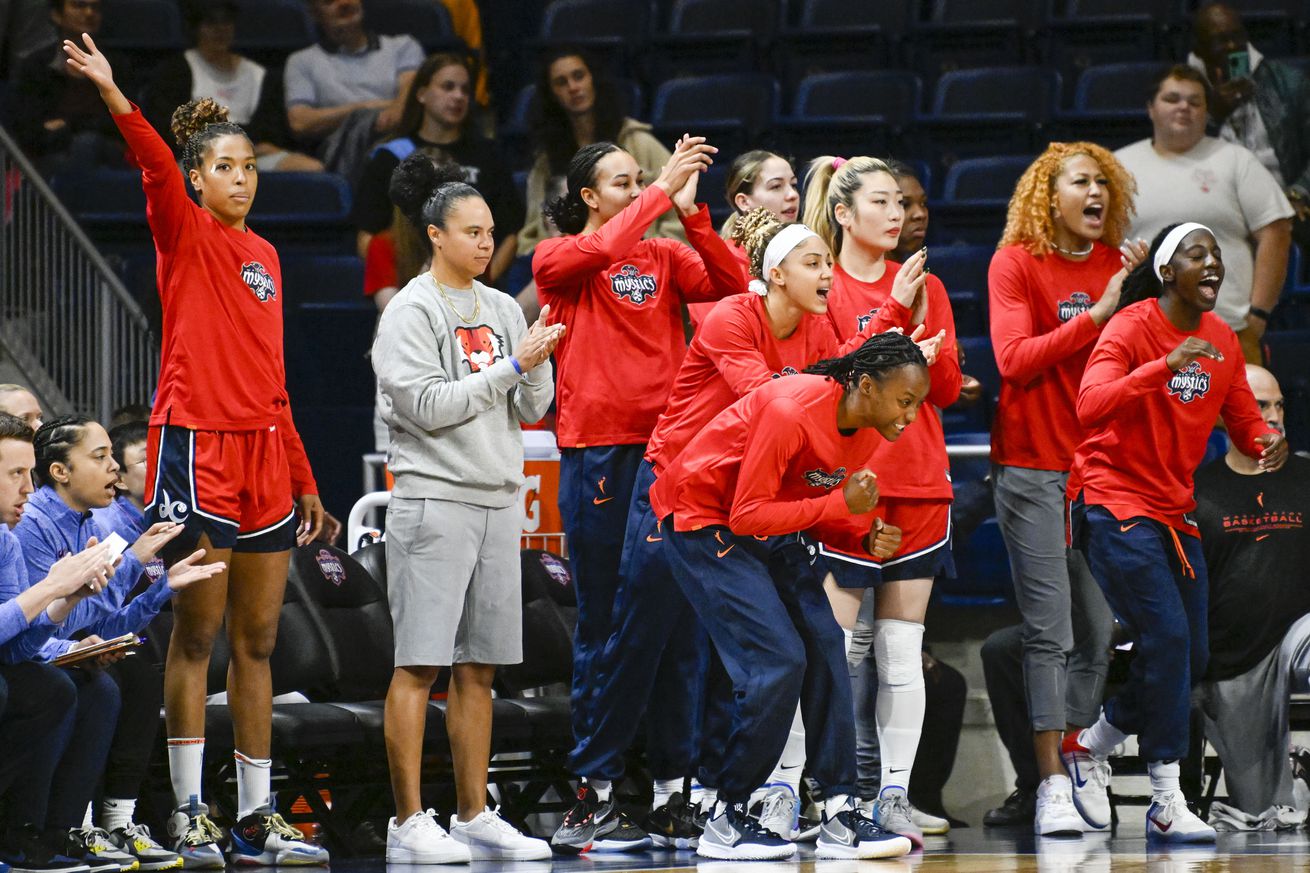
802, 155, 894, 255
171, 98, 248, 170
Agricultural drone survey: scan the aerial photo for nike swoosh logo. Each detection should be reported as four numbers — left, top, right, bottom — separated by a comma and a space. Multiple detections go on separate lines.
593, 496, 614, 505
1071, 758, 1087, 789
1257, 534, 1270, 541
1149, 814, 1171, 832
717, 545, 735, 558
646, 534, 663, 542
1120, 523, 1140, 532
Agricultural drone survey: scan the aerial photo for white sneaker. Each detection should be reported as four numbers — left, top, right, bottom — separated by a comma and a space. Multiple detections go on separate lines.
1061, 731, 1112, 830
1146, 794, 1217, 843
868, 791, 924, 849
755, 785, 799, 841
449, 808, 551, 861
1035, 776, 1085, 837
386, 810, 471, 864
909, 803, 950, 835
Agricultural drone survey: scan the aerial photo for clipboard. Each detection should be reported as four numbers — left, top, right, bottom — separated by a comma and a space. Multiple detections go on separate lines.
52, 633, 143, 667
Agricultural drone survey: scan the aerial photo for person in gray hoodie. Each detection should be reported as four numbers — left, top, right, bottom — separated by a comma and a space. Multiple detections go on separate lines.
372, 154, 563, 864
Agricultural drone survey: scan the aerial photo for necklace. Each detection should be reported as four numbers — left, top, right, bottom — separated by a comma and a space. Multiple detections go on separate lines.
1054, 240, 1094, 257
433, 275, 480, 323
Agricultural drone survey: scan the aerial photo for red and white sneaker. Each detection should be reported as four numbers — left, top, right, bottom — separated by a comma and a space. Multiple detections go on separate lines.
1060, 731, 1112, 830
1146, 794, 1216, 843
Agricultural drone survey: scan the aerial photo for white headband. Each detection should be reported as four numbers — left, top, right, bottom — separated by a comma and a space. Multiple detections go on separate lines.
1153, 222, 1213, 281
747, 224, 820, 296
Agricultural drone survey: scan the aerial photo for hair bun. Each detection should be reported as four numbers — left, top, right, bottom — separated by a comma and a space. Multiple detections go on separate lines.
170, 98, 230, 149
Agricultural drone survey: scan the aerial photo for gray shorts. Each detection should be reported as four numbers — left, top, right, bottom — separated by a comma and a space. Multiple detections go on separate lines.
385, 497, 524, 668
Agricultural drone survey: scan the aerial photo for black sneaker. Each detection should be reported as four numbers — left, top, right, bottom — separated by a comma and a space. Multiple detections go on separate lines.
984, 788, 1037, 827
550, 786, 651, 855
642, 792, 701, 850
0, 826, 91, 873
696, 802, 796, 861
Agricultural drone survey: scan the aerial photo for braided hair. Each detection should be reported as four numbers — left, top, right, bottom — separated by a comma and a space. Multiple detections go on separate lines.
804, 331, 926, 389
170, 98, 250, 171
544, 142, 622, 235
1116, 222, 1184, 315
33, 414, 94, 487
729, 206, 789, 281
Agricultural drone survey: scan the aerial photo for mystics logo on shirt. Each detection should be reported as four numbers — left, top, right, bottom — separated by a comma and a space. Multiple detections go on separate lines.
1167, 361, 1212, 403
856, 308, 881, 331
1057, 292, 1093, 323
455, 325, 505, 373
804, 466, 848, 488
771, 366, 800, 379
610, 264, 658, 305
241, 261, 277, 302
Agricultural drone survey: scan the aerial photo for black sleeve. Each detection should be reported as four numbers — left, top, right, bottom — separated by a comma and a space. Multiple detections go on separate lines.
352, 149, 400, 233
143, 55, 192, 154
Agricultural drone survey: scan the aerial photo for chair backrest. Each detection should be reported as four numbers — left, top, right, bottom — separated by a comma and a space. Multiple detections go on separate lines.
540, 0, 651, 42
1073, 62, 1160, 113
669, 0, 772, 36
250, 174, 353, 224
280, 255, 365, 305
792, 71, 921, 125
497, 549, 577, 695
943, 155, 1035, 203
932, 67, 1060, 119
364, 0, 458, 49
99, 0, 184, 50
651, 74, 780, 132
800, 0, 904, 31
231, 0, 316, 52
928, 0, 1028, 23
927, 245, 994, 294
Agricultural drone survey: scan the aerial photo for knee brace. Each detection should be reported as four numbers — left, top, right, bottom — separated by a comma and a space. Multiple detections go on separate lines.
872, 619, 925, 691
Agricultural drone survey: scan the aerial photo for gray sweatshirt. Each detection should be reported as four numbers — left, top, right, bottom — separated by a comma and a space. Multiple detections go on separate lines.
373, 273, 554, 507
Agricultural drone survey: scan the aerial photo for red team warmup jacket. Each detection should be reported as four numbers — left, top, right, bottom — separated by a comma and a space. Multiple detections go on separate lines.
650, 375, 883, 555
1070, 300, 1272, 535
533, 186, 746, 448
113, 107, 317, 496
989, 243, 1122, 472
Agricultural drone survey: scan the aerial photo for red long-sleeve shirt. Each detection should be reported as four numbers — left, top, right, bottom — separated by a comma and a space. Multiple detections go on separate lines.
989, 243, 1121, 471
1070, 299, 1272, 535
650, 375, 882, 554
687, 239, 749, 330
825, 261, 960, 499
533, 186, 746, 447
646, 292, 885, 474
112, 107, 316, 496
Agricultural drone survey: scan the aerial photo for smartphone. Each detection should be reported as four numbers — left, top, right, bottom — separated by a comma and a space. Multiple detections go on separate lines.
103, 532, 129, 562
1227, 50, 1251, 81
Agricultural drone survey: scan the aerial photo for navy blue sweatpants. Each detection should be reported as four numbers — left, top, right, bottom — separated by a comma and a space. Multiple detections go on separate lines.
569, 460, 708, 781
559, 445, 645, 743
665, 526, 857, 804
1071, 499, 1208, 762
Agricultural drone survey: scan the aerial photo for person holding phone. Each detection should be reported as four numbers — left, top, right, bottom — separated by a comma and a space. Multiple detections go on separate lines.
1188, 2, 1310, 251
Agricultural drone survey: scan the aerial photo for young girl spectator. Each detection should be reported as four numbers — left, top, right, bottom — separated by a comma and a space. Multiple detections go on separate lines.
533, 135, 743, 851
68, 34, 328, 867
988, 142, 1148, 836
802, 155, 960, 846
652, 333, 928, 861
1064, 222, 1286, 843
372, 156, 560, 863
518, 48, 683, 258
353, 52, 523, 274
146, 0, 321, 173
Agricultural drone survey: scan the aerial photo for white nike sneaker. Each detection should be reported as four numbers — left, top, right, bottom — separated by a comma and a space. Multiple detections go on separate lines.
1035, 776, 1085, 837
386, 810, 471, 864
449, 808, 551, 861
1146, 794, 1217, 844
1060, 731, 1113, 830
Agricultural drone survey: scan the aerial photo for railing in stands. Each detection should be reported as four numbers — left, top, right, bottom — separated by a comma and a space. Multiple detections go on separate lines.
0, 124, 157, 420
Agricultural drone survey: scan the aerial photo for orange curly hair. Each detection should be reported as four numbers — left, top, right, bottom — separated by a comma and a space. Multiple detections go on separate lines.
998, 142, 1137, 256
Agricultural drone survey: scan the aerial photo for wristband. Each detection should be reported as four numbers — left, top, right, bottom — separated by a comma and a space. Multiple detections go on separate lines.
510, 356, 523, 375
1248, 306, 1273, 322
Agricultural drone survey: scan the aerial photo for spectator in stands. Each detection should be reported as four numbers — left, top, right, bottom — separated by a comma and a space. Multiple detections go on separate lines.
1189, 3, 1310, 249
0, 413, 124, 873
1116, 65, 1293, 364
372, 155, 559, 863
12, 0, 130, 171
107, 403, 149, 430
0, 0, 54, 79
1196, 365, 1310, 830
0, 385, 42, 432
988, 143, 1146, 836
1064, 222, 1286, 844
804, 155, 960, 846
353, 51, 523, 277
517, 48, 684, 258
283, 0, 423, 179
146, 0, 322, 173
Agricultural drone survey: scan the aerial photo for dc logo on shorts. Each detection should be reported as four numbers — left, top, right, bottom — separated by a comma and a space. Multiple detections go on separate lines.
454, 325, 505, 374
157, 489, 189, 523
609, 265, 658, 305
315, 549, 346, 586
803, 466, 848, 488
856, 308, 881, 331
1058, 292, 1093, 322
241, 261, 277, 302
1167, 361, 1212, 404
771, 367, 799, 379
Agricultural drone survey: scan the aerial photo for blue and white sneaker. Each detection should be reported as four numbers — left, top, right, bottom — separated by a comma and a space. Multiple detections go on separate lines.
165, 801, 224, 870
1146, 795, 1216, 844
816, 801, 913, 860
229, 809, 329, 866
697, 803, 796, 861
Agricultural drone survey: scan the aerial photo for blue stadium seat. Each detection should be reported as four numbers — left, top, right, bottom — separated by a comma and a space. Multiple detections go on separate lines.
772, 0, 899, 93
906, 0, 1032, 83
364, 0, 460, 51
1039, 0, 1172, 91
651, 74, 780, 156
249, 173, 353, 226
650, 0, 775, 80
927, 244, 993, 295
1051, 62, 1157, 148
914, 68, 1059, 167
536, 0, 652, 78
231, 0, 316, 55
99, 0, 184, 51
281, 255, 366, 305
931, 156, 1032, 246
782, 71, 921, 167
947, 290, 987, 339
498, 79, 645, 168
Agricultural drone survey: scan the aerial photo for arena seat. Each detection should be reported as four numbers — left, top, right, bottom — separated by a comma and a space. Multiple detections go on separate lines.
929, 245, 993, 296
1051, 61, 1157, 148
906, 0, 1032, 83
230, 0, 317, 58
651, 73, 780, 157
781, 71, 919, 167
650, 0, 775, 81
913, 67, 1057, 171
1266, 329, 1310, 454
1038, 0, 1172, 92
280, 255, 365, 305
98, 0, 185, 52
931, 155, 1032, 246
364, 0, 461, 51
536, 0, 651, 76
772, 0, 897, 94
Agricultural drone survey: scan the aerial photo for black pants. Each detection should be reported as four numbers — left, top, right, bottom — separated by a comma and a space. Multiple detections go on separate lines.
0, 662, 78, 812
980, 625, 1039, 794
103, 654, 163, 800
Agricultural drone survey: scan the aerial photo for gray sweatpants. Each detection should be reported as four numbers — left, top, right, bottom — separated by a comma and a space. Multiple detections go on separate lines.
993, 465, 1113, 731
1201, 612, 1310, 815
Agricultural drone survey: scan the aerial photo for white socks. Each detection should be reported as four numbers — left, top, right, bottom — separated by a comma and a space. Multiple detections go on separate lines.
652, 779, 682, 810
101, 798, 136, 832
824, 794, 853, 818
1149, 760, 1181, 800
168, 737, 205, 811
586, 779, 612, 802
873, 619, 926, 795
1080, 715, 1129, 758
235, 750, 273, 818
